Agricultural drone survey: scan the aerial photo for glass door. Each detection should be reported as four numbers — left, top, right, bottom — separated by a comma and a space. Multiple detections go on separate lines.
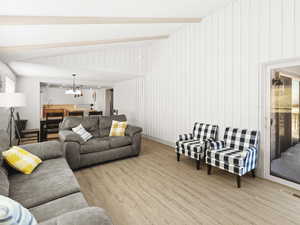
270, 71, 300, 184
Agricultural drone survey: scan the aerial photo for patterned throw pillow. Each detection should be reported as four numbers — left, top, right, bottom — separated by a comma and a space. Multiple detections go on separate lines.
2, 146, 42, 175
0, 195, 37, 225
72, 124, 93, 142
109, 120, 128, 136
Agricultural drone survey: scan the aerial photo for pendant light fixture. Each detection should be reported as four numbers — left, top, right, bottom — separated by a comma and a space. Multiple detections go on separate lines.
65, 74, 83, 98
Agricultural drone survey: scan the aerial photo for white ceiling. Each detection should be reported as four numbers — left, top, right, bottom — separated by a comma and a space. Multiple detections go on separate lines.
0, 24, 182, 47
8, 61, 141, 85
0, 0, 232, 17
0, 0, 233, 82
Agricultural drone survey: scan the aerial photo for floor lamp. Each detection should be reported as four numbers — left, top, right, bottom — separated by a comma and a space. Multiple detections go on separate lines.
0, 93, 26, 147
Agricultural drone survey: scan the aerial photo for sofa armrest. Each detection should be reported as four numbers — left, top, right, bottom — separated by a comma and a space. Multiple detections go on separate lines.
209, 140, 226, 150
125, 125, 142, 156
59, 130, 84, 144
39, 207, 113, 225
20, 141, 63, 161
62, 142, 81, 170
125, 125, 142, 137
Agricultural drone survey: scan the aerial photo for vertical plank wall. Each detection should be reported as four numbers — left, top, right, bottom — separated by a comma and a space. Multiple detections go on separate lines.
114, 78, 145, 128
114, 0, 300, 176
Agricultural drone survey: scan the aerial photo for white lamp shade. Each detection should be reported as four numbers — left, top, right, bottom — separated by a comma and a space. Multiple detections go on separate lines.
0, 93, 26, 107
65, 89, 82, 95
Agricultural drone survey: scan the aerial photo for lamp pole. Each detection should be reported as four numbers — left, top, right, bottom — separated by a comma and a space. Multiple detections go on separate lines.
7, 107, 20, 147
0, 93, 26, 147
9, 107, 13, 147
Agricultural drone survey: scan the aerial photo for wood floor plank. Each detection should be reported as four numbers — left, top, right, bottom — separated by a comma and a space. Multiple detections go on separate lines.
75, 138, 300, 225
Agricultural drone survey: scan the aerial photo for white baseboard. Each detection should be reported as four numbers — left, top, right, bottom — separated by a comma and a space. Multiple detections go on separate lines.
142, 134, 175, 148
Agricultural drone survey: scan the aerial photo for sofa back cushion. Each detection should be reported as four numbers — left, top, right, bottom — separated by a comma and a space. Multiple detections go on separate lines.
99, 114, 127, 137
60, 117, 99, 137
0, 129, 10, 196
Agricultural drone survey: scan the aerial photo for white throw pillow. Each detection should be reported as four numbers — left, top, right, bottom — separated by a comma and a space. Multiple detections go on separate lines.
72, 124, 93, 142
0, 195, 37, 225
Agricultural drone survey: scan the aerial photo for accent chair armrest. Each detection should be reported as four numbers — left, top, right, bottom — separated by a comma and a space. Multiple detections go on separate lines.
244, 146, 258, 171
20, 141, 63, 161
210, 140, 226, 150
178, 133, 193, 141
59, 130, 85, 145
125, 125, 143, 137
205, 137, 216, 143
39, 207, 113, 225
202, 137, 216, 148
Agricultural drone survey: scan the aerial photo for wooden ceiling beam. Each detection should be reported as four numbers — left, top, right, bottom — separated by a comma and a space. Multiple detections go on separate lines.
0, 35, 169, 51
0, 16, 202, 25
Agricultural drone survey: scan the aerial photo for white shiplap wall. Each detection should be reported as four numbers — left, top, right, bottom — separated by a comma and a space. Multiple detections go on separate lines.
114, 0, 300, 176
114, 78, 144, 127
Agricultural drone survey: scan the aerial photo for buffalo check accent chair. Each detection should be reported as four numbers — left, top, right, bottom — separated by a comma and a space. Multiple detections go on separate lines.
206, 127, 259, 188
176, 123, 218, 170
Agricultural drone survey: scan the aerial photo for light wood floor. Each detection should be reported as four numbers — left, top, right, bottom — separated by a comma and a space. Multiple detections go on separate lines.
75, 138, 300, 225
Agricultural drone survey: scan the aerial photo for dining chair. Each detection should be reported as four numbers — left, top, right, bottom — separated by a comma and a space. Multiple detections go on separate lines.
44, 112, 64, 141
69, 111, 84, 117
16, 112, 40, 144
88, 111, 103, 117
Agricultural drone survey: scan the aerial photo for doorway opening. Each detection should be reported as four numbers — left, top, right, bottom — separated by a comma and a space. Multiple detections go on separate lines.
105, 88, 114, 116
270, 66, 300, 184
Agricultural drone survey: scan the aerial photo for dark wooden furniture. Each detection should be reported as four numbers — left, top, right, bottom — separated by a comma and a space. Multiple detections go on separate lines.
16, 112, 40, 144
88, 111, 103, 117
69, 111, 84, 117
43, 112, 64, 141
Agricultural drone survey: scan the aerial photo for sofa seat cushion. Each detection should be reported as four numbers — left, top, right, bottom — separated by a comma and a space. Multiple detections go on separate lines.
9, 158, 80, 208
29, 193, 88, 223
39, 207, 113, 225
108, 136, 132, 149
80, 138, 110, 154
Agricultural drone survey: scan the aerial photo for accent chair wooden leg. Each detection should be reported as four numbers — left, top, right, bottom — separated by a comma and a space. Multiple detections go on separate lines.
237, 175, 241, 188
196, 159, 200, 170
177, 153, 180, 162
251, 169, 256, 178
207, 164, 212, 175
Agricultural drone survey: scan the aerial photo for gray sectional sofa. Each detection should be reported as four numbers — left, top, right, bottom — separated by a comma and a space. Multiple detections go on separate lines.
0, 131, 113, 225
59, 114, 142, 170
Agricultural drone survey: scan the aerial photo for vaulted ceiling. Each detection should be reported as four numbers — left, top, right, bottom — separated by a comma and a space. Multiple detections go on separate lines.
0, 0, 233, 83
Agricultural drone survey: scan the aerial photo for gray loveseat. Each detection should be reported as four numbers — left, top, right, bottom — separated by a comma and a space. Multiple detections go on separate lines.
59, 114, 142, 170
0, 131, 113, 225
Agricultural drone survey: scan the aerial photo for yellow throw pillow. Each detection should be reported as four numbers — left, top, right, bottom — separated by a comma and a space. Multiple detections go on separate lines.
2, 146, 42, 175
109, 120, 128, 136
